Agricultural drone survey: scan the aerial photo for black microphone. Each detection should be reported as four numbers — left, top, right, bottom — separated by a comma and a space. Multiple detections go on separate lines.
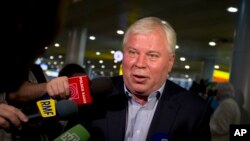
90, 76, 113, 95
8, 100, 78, 139
27, 99, 78, 121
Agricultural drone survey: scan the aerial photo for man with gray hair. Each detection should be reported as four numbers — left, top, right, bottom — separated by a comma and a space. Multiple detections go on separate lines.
66, 16, 211, 141
209, 82, 241, 141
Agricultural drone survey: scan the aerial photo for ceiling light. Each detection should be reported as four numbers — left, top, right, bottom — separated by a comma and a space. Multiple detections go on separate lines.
99, 60, 103, 64
175, 45, 179, 49
180, 57, 186, 61
209, 41, 216, 46
116, 30, 124, 35
100, 71, 104, 75
89, 36, 96, 40
50, 56, 54, 59
214, 65, 220, 69
227, 7, 238, 13
185, 65, 190, 69
96, 52, 101, 55
58, 55, 63, 59
54, 43, 60, 47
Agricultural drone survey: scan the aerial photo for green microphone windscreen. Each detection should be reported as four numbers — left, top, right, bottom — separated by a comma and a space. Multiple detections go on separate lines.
53, 124, 90, 141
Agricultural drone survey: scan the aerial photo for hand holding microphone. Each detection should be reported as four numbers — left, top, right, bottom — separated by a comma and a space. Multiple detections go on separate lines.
68, 75, 113, 105
46, 76, 70, 100
46, 75, 113, 106
0, 103, 28, 129
47, 75, 112, 105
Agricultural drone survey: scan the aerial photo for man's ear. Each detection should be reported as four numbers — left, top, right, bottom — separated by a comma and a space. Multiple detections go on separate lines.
168, 54, 175, 73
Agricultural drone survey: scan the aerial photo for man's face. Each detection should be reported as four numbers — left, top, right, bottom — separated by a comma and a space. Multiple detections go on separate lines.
122, 28, 175, 96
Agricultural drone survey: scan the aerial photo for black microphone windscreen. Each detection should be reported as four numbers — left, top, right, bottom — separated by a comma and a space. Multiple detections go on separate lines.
90, 77, 113, 95
56, 100, 78, 120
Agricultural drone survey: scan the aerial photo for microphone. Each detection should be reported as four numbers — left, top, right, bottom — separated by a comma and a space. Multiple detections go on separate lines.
36, 99, 56, 118
68, 76, 112, 105
27, 99, 78, 120
90, 76, 113, 95
53, 124, 90, 141
68, 75, 92, 105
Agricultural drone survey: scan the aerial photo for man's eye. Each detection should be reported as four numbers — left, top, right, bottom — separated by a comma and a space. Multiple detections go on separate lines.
128, 50, 137, 57
148, 54, 159, 59
128, 50, 136, 54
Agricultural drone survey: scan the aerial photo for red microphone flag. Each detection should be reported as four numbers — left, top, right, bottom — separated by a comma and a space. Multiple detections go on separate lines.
68, 75, 92, 105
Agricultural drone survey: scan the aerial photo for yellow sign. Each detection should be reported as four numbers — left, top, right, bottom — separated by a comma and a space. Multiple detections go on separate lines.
213, 70, 229, 82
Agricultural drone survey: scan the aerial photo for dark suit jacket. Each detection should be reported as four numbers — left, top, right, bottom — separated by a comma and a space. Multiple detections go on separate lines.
68, 75, 211, 141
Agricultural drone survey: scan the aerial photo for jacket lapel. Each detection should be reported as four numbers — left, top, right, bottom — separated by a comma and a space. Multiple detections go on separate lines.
107, 102, 127, 141
106, 76, 128, 141
147, 80, 181, 140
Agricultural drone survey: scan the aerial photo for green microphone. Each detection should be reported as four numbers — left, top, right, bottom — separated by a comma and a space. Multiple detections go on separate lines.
53, 124, 90, 141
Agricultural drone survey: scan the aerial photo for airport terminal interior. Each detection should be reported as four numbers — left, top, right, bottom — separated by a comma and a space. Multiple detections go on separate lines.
36, 0, 240, 89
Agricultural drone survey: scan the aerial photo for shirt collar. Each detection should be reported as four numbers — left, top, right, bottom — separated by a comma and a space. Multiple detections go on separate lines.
124, 82, 166, 101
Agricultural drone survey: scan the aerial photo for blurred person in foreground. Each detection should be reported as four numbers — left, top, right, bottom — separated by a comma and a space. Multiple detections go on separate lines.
209, 82, 241, 141
5, 64, 71, 141
66, 17, 211, 141
0, 0, 70, 140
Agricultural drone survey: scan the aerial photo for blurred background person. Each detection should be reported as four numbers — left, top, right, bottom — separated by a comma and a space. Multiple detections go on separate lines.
205, 82, 219, 116
189, 78, 208, 99
209, 82, 241, 141
58, 63, 86, 77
